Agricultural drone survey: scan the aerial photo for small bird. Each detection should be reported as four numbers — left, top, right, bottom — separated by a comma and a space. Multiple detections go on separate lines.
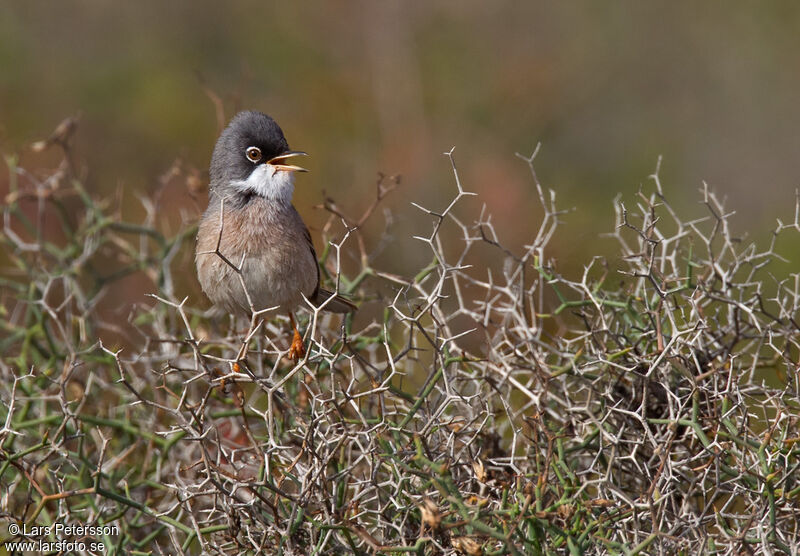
196, 111, 355, 359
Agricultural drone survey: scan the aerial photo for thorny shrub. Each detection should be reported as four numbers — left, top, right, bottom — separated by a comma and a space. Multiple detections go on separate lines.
1, 119, 799, 555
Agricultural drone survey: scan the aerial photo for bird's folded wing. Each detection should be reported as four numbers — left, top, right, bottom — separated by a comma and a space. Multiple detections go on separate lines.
312, 287, 357, 313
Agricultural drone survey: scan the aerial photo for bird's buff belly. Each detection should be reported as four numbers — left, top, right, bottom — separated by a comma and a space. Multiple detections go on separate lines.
196, 204, 318, 315
197, 245, 317, 315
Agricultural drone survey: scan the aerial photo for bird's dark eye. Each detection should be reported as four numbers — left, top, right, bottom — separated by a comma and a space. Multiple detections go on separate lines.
245, 146, 262, 163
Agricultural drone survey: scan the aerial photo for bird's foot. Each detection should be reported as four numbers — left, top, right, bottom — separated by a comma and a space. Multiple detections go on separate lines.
289, 328, 305, 361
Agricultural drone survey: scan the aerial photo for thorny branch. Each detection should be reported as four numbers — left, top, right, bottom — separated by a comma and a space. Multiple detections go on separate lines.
1, 121, 799, 554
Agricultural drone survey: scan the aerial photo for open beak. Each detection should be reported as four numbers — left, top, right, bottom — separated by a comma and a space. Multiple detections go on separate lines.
267, 150, 308, 172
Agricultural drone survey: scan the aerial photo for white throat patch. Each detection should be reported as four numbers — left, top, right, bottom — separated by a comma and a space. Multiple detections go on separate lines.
231, 164, 295, 203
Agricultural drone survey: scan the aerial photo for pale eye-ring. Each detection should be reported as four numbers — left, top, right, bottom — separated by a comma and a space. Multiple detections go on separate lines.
245, 146, 262, 163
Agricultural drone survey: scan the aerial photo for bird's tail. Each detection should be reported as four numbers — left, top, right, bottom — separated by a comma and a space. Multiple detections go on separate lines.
312, 288, 357, 313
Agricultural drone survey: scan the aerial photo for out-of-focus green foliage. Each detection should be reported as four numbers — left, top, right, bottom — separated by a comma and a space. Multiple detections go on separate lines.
1, 2, 799, 288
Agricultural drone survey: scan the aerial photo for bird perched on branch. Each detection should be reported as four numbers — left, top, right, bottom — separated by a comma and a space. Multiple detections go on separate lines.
196, 111, 355, 359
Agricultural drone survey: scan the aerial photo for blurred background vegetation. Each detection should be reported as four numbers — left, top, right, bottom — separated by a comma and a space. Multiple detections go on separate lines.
2, 1, 798, 308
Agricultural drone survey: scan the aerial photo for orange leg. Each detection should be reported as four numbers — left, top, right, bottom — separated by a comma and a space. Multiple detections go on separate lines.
288, 312, 305, 361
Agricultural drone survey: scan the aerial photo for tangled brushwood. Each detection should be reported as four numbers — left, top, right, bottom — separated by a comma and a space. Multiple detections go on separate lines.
1, 121, 800, 555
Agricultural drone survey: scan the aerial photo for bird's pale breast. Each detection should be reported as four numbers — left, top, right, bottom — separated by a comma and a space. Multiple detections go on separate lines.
196, 196, 318, 315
